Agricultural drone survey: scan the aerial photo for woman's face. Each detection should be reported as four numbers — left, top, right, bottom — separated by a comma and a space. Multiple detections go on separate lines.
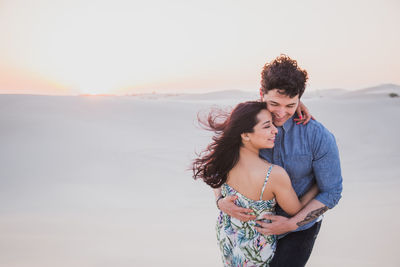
247, 109, 278, 149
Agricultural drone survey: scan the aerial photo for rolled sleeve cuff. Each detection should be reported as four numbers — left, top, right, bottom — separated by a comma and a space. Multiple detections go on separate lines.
315, 191, 342, 209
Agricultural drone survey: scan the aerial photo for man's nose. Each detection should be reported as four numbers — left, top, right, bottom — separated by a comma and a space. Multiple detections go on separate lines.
275, 108, 285, 117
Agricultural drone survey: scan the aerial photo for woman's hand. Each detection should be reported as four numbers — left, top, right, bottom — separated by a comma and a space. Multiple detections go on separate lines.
218, 195, 256, 221
294, 101, 315, 125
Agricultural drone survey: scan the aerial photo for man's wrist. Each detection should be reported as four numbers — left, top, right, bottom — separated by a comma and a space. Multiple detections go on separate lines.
216, 195, 224, 210
286, 217, 299, 232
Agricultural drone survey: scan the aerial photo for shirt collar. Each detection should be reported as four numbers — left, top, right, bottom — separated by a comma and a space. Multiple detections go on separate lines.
282, 115, 295, 132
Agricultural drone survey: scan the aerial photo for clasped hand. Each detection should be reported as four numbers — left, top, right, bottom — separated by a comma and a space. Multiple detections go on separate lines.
218, 196, 297, 235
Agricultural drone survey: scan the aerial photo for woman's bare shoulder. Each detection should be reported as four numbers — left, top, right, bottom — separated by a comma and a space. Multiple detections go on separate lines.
268, 164, 290, 181
248, 158, 274, 181
250, 160, 286, 181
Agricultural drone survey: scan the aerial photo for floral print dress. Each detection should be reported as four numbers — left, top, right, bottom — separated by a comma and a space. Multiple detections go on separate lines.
216, 165, 276, 267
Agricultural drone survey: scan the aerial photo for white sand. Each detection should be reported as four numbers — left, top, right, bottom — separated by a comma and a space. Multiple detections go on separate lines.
0, 85, 399, 266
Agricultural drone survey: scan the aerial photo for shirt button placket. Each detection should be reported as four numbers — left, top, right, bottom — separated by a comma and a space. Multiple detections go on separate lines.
273, 127, 283, 165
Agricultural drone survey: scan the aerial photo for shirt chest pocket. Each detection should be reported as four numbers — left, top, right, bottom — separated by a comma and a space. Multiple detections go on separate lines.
284, 154, 313, 183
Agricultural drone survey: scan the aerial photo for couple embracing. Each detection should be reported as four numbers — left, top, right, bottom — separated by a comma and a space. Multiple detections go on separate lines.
193, 55, 343, 267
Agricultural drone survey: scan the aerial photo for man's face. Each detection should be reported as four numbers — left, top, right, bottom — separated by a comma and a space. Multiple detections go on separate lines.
262, 89, 299, 126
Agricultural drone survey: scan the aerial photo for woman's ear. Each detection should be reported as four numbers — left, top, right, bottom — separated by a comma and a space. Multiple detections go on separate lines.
241, 133, 250, 142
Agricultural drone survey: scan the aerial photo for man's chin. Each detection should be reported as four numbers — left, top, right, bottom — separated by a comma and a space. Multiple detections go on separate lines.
273, 119, 287, 126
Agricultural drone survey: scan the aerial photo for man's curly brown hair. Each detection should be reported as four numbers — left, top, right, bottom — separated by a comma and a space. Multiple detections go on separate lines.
260, 54, 308, 98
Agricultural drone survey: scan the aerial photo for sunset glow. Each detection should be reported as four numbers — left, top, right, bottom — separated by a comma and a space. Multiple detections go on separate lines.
1, 0, 399, 95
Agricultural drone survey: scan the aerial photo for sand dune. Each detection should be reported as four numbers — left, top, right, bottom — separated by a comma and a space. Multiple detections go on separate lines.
0, 85, 399, 266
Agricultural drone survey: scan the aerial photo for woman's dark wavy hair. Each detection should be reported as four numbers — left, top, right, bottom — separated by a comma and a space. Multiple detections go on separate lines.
261, 54, 308, 98
192, 101, 267, 188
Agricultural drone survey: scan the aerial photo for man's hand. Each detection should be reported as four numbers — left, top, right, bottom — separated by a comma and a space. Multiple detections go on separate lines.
294, 101, 315, 125
218, 195, 256, 221
255, 214, 298, 235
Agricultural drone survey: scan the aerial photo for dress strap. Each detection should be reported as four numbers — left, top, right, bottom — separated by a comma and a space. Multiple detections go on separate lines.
260, 164, 273, 200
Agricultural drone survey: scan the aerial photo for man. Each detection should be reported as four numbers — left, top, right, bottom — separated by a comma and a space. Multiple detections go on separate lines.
215, 55, 343, 266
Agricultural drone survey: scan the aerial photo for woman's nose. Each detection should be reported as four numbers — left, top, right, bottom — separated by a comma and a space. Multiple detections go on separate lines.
272, 125, 278, 134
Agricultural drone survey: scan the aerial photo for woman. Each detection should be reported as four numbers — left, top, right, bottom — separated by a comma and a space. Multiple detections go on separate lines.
193, 101, 318, 267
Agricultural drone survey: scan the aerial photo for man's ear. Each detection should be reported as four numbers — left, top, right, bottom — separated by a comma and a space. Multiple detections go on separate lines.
241, 133, 250, 142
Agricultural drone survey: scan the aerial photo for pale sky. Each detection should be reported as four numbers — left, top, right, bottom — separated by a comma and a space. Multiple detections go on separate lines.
0, 0, 399, 95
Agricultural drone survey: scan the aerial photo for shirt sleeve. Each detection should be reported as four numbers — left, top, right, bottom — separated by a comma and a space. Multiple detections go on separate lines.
311, 125, 343, 209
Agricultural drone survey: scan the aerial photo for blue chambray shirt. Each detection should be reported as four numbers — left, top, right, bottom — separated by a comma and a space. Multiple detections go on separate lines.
259, 115, 343, 232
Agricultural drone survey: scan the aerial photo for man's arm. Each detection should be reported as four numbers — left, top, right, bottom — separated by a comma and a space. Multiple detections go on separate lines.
297, 201, 328, 227
213, 188, 256, 221
256, 125, 342, 235
256, 199, 327, 235
311, 128, 343, 209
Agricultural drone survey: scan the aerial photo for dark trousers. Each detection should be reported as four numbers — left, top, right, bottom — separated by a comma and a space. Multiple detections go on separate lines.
269, 221, 322, 267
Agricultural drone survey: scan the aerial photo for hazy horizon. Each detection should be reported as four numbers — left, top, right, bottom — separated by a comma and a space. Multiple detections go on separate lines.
1, 83, 399, 97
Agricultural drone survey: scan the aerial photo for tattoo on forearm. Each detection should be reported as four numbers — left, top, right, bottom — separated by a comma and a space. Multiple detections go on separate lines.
297, 206, 328, 227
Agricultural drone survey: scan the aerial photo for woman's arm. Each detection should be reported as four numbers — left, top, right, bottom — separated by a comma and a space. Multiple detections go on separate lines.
294, 101, 315, 125
300, 184, 319, 206
270, 167, 318, 216
270, 169, 302, 216
213, 188, 222, 199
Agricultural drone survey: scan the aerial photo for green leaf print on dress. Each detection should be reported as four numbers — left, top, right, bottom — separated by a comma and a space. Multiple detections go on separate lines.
216, 165, 276, 267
